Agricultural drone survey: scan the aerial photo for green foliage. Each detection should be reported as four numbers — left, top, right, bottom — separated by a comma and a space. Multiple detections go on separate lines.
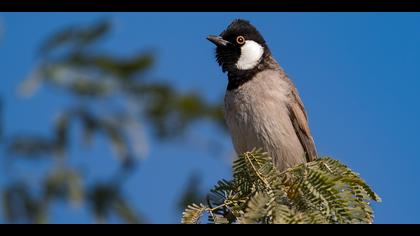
1, 19, 224, 223
182, 149, 381, 224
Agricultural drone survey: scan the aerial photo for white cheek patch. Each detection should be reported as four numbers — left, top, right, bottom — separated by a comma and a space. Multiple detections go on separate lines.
235, 40, 264, 70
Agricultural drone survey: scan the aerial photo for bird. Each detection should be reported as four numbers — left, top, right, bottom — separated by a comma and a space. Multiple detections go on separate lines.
207, 19, 317, 172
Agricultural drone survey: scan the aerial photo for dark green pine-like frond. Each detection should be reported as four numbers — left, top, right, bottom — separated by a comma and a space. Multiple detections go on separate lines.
181, 150, 380, 224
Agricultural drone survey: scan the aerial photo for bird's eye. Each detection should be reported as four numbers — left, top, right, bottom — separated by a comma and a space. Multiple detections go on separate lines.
236, 36, 245, 45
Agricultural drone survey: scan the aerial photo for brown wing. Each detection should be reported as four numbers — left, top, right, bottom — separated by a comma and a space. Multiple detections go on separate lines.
287, 82, 317, 162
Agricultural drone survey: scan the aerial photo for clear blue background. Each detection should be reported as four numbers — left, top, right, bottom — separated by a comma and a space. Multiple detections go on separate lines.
0, 12, 419, 223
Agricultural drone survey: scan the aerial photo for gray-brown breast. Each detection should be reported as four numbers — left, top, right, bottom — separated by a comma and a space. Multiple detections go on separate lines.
224, 69, 317, 172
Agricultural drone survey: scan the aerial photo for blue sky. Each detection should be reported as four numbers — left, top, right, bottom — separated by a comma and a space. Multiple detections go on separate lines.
0, 12, 420, 223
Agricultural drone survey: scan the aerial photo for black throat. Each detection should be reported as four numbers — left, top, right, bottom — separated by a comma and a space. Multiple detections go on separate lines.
226, 52, 277, 91
227, 68, 260, 91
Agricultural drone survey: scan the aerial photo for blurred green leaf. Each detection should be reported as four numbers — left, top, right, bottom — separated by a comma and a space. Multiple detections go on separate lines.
88, 184, 118, 221
3, 183, 47, 224
2, 18, 226, 224
87, 183, 144, 223
135, 83, 224, 138
62, 53, 154, 79
55, 114, 69, 155
7, 135, 58, 158
39, 19, 111, 55
113, 199, 146, 224
43, 169, 84, 206
178, 172, 205, 211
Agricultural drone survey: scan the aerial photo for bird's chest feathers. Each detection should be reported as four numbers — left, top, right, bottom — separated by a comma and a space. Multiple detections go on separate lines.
224, 71, 292, 150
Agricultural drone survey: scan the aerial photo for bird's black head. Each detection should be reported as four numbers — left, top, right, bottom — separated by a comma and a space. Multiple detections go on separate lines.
207, 19, 269, 74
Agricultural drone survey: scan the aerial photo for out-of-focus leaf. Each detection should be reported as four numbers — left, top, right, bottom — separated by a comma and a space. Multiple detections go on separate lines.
3, 18, 228, 224
81, 112, 97, 146
124, 118, 149, 160
34, 64, 113, 97
39, 20, 111, 55
113, 199, 146, 224
43, 169, 83, 206
87, 183, 144, 223
128, 83, 225, 138
63, 53, 154, 79
18, 69, 44, 97
178, 172, 205, 211
207, 105, 225, 128
69, 78, 111, 96
7, 135, 57, 158
55, 114, 69, 156
67, 172, 84, 206
103, 121, 130, 164
2, 184, 47, 224
6, 113, 70, 158
88, 184, 118, 221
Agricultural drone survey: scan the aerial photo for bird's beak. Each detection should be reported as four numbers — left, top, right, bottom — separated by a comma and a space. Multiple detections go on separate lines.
207, 35, 230, 47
